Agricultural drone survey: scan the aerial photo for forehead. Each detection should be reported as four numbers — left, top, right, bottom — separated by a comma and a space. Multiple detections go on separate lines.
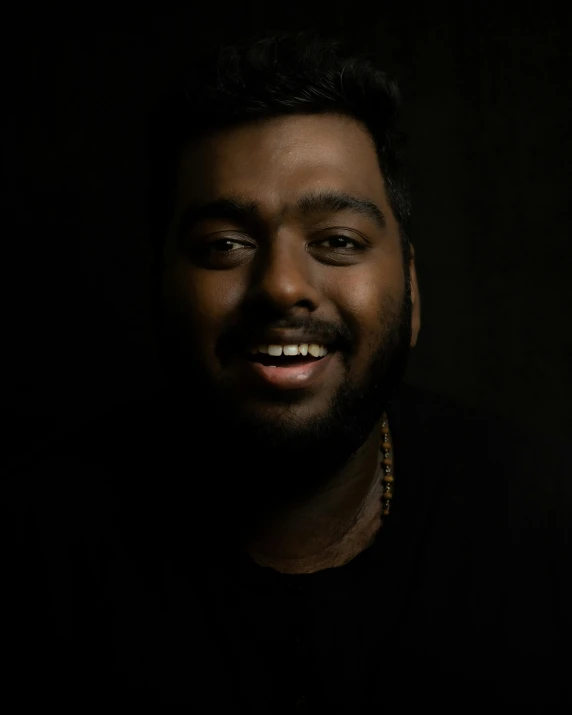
174, 113, 391, 222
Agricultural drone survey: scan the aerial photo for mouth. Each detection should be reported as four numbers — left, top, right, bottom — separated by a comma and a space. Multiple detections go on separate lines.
235, 344, 337, 391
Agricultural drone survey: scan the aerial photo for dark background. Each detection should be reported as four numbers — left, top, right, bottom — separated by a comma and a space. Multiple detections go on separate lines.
4, 2, 571, 463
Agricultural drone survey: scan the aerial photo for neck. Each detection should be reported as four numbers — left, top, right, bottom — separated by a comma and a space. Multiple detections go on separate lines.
239, 417, 385, 573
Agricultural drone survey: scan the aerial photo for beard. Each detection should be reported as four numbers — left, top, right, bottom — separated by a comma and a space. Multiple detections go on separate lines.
154, 275, 413, 531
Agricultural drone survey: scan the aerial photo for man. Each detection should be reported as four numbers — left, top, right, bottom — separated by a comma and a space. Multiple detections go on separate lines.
5, 31, 571, 711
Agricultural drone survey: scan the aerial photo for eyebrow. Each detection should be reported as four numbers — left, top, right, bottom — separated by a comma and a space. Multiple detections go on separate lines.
178, 188, 388, 236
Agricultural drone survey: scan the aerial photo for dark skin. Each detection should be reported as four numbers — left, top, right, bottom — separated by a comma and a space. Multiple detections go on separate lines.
160, 113, 421, 573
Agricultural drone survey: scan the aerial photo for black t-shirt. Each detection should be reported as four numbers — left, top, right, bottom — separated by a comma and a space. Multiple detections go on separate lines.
4, 382, 571, 711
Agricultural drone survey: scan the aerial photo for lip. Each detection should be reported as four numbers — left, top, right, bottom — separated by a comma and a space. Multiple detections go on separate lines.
237, 352, 336, 391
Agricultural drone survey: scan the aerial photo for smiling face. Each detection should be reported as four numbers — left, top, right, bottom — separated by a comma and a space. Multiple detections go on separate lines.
159, 113, 420, 503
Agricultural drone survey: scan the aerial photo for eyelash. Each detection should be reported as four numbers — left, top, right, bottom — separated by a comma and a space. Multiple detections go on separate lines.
209, 235, 364, 253
316, 236, 364, 251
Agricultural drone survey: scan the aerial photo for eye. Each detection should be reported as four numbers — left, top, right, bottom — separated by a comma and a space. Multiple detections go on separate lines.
313, 235, 364, 251
307, 234, 370, 266
190, 237, 256, 268
209, 238, 250, 252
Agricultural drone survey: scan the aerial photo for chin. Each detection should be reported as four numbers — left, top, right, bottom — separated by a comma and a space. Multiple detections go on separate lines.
163, 299, 412, 455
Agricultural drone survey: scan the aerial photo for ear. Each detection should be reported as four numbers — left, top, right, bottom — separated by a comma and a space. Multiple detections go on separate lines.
408, 243, 421, 348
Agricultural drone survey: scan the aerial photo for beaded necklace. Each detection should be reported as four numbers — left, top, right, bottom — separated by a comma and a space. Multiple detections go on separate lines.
380, 412, 395, 518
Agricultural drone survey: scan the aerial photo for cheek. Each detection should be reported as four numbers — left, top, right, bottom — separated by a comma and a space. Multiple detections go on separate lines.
331, 268, 404, 354
333, 272, 385, 333
165, 263, 239, 347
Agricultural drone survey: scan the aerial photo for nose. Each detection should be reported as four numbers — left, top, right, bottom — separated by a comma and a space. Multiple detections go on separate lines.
246, 235, 321, 314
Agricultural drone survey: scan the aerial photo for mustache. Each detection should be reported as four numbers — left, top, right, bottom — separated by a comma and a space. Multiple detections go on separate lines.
219, 315, 354, 354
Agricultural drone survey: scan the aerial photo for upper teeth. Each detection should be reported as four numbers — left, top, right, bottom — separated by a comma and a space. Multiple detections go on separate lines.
250, 344, 328, 358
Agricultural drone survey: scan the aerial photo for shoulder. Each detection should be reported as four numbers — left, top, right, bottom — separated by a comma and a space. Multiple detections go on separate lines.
393, 384, 572, 694
393, 380, 572, 533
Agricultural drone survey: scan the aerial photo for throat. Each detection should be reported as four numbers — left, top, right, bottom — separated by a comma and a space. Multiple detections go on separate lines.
247, 502, 383, 574
244, 465, 385, 574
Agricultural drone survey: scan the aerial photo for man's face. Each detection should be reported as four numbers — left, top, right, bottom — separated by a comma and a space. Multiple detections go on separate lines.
159, 113, 420, 505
